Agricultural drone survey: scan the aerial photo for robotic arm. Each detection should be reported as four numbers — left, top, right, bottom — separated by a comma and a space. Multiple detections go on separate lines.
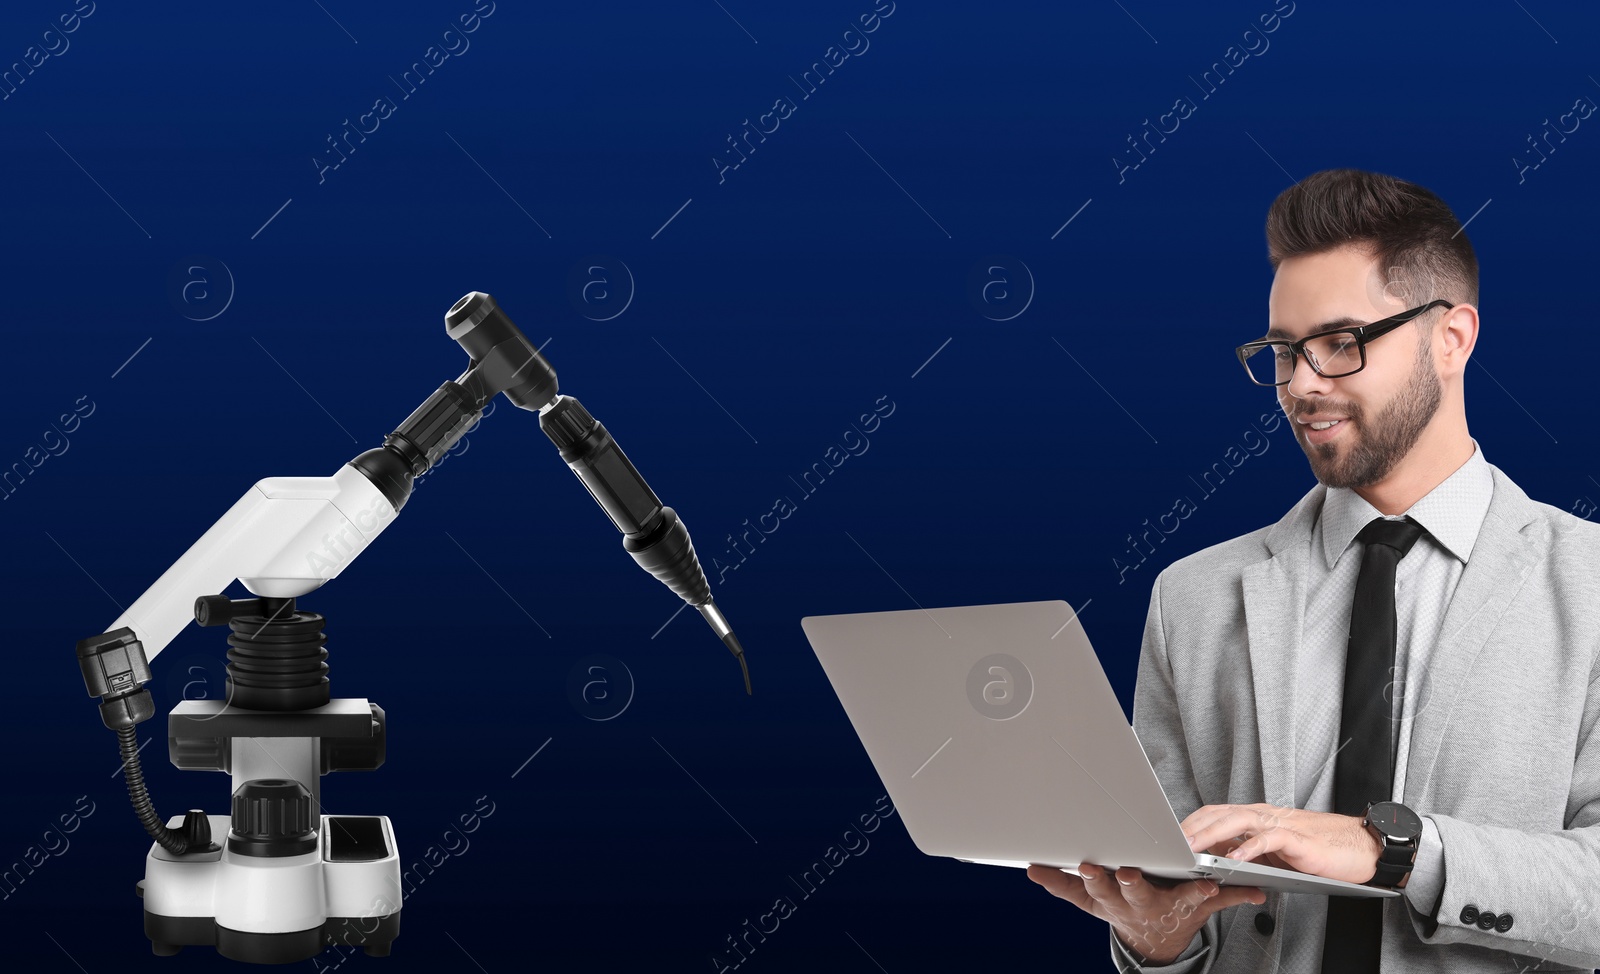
76, 291, 749, 869
83, 290, 747, 679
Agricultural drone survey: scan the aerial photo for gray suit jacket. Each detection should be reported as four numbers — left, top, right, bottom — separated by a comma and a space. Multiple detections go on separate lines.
1109, 462, 1600, 972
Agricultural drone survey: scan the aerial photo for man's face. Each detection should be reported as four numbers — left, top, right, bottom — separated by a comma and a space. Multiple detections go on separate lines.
1266, 245, 1444, 489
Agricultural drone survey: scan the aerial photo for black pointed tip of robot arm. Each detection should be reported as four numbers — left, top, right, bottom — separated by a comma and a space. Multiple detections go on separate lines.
725, 632, 753, 696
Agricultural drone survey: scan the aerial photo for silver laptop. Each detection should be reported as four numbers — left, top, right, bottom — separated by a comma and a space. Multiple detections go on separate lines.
800, 600, 1397, 899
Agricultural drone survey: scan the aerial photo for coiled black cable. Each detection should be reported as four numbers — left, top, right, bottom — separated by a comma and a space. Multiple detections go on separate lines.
117, 726, 190, 856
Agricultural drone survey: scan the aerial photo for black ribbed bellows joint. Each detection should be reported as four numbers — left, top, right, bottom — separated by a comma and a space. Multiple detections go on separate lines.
219, 597, 330, 712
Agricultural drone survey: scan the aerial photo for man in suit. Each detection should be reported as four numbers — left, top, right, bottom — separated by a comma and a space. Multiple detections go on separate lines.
1026, 168, 1600, 972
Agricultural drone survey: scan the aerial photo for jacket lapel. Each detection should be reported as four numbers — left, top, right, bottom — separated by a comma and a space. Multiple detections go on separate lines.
1243, 482, 1325, 810
1400, 464, 1544, 810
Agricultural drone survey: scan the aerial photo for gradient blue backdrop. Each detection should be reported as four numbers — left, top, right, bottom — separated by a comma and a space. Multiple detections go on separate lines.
3, 1, 1596, 970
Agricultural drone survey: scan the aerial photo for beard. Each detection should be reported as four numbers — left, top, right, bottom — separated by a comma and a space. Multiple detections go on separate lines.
1289, 339, 1443, 489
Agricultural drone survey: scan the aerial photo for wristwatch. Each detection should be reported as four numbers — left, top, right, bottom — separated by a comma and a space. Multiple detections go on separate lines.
1362, 800, 1423, 889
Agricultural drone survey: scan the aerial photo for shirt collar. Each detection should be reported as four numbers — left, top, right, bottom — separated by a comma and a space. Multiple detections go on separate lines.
1318, 439, 1494, 570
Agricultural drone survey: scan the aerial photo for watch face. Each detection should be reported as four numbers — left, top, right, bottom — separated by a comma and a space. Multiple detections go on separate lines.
1368, 801, 1423, 840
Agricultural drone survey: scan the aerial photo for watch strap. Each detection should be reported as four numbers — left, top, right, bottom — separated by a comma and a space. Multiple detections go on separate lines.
1363, 802, 1419, 888
1368, 839, 1416, 887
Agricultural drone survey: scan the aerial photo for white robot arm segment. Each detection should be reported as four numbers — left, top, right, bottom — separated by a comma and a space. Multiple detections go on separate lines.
107, 465, 395, 665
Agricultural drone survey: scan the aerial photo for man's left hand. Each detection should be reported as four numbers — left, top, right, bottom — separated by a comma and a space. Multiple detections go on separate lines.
1180, 803, 1385, 886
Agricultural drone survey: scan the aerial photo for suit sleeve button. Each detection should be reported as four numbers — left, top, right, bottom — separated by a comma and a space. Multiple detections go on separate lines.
1495, 913, 1513, 933
1476, 911, 1498, 930
1460, 905, 1479, 925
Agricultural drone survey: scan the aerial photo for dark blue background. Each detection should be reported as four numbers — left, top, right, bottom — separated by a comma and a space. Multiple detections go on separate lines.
3, 1, 1596, 970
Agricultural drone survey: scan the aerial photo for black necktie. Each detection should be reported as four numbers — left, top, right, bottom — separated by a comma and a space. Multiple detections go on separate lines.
1320, 515, 1424, 974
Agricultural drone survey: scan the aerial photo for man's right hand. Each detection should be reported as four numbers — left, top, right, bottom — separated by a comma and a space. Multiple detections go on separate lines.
1026, 861, 1265, 965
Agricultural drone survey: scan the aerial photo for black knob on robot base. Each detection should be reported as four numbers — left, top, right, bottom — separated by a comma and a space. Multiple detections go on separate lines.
229, 779, 317, 858
195, 595, 260, 627
181, 809, 216, 853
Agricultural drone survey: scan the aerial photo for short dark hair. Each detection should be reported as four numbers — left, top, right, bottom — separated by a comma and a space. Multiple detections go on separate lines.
1265, 168, 1479, 310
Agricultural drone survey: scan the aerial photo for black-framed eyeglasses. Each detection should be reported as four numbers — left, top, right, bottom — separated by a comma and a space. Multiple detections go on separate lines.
1234, 299, 1453, 387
